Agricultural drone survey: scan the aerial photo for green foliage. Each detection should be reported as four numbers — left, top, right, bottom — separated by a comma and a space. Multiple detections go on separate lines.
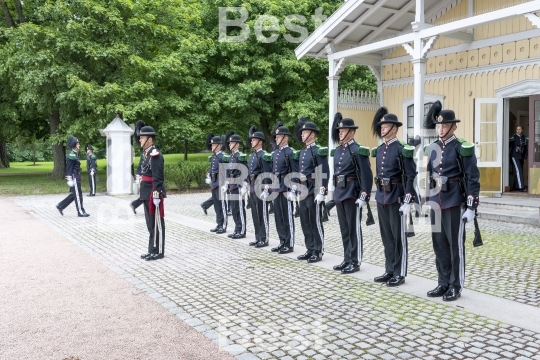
165, 161, 210, 191
7, 137, 53, 163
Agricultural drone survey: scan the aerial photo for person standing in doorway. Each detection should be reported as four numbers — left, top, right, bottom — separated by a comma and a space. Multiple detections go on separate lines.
510, 125, 528, 192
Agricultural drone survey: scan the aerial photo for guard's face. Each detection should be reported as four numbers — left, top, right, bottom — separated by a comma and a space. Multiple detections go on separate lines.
211, 143, 220, 152
380, 124, 394, 138
139, 135, 148, 147
516, 126, 523, 135
338, 128, 350, 141
436, 123, 457, 138
75, 142, 80, 151
86, 149, 92, 155
301, 130, 314, 143
251, 138, 261, 149
229, 141, 239, 151
275, 134, 287, 145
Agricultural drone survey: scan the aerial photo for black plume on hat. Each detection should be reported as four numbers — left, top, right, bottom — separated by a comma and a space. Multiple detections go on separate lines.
220, 134, 227, 152
294, 117, 308, 143
372, 107, 388, 137
206, 132, 214, 151
331, 112, 343, 144
135, 120, 145, 143
424, 100, 442, 129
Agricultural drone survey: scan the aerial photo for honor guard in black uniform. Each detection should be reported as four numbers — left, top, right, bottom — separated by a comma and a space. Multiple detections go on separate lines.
509, 125, 528, 191
224, 132, 248, 239
206, 132, 228, 234
370, 108, 417, 286
56, 135, 90, 217
269, 122, 299, 254
85, 145, 97, 196
423, 101, 480, 301
330, 113, 373, 274
294, 118, 329, 263
244, 126, 272, 248
138, 125, 166, 261
130, 120, 146, 214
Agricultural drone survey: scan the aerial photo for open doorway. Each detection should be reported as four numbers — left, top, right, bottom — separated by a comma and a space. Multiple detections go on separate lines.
506, 97, 529, 192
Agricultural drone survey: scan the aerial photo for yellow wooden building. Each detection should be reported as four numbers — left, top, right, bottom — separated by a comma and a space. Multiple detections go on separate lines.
297, 0, 540, 196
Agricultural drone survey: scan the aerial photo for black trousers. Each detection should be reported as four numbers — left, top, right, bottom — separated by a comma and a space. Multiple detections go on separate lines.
431, 206, 466, 292
273, 192, 295, 248
377, 202, 407, 277
249, 192, 268, 243
57, 178, 85, 215
336, 199, 362, 265
299, 195, 324, 255
212, 187, 227, 229
201, 196, 214, 210
230, 188, 246, 235
87, 172, 96, 195
511, 156, 525, 190
131, 198, 144, 210
143, 200, 165, 255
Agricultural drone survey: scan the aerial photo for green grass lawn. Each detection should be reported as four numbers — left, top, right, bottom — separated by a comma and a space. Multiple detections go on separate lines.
0, 153, 211, 195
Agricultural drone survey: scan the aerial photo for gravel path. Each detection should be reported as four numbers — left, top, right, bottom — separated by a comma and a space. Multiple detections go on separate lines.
0, 196, 234, 360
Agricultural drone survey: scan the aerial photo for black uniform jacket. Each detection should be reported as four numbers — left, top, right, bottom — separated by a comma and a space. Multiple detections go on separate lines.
66, 150, 82, 180
297, 143, 329, 196
86, 153, 97, 172
424, 135, 479, 210
509, 133, 528, 160
247, 148, 272, 194
223, 150, 248, 191
371, 138, 417, 205
270, 145, 299, 193
332, 140, 373, 203
209, 151, 226, 190
139, 145, 166, 200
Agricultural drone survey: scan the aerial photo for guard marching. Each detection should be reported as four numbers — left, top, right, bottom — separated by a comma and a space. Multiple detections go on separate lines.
509, 125, 528, 192
56, 135, 89, 217
225, 132, 248, 239
269, 122, 298, 254
244, 126, 272, 248
138, 125, 166, 261
85, 145, 97, 196
295, 119, 329, 263
371, 108, 417, 286
423, 101, 480, 301
206, 132, 228, 234
330, 113, 373, 274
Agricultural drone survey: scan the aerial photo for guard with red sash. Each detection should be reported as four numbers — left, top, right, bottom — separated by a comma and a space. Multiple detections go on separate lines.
138, 125, 166, 261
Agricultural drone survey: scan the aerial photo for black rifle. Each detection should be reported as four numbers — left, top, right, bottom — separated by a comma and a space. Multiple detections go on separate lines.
398, 151, 415, 237
346, 144, 375, 226
456, 154, 483, 247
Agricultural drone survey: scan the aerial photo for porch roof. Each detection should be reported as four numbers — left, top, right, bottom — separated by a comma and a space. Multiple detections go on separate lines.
295, 0, 462, 63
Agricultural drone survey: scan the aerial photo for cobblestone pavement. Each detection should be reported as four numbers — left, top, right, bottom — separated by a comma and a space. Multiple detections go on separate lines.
13, 194, 540, 359
119, 192, 540, 308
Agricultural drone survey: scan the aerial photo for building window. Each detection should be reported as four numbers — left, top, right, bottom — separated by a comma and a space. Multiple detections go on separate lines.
407, 103, 438, 145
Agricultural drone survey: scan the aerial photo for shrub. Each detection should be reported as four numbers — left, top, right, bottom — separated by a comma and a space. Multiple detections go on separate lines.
164, 161, 210, 191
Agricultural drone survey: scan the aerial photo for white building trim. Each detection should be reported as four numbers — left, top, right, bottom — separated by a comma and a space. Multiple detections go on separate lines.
337, 89, 380, 110
382, 56, 540, 88
495, 78, 540, 98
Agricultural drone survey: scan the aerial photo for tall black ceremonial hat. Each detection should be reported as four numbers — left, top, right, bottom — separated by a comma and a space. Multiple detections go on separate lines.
67, 135, 79, 149
424, 100, 460, 129
372, 107, 402, 137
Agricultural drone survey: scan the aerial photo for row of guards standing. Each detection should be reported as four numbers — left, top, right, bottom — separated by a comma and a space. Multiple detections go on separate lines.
206, 100, 480, 302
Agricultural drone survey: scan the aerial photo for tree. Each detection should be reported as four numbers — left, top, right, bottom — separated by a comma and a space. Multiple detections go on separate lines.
198, 0, 376, 148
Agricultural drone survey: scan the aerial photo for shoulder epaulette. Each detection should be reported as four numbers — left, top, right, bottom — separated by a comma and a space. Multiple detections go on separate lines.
262, 152, 273, 162
357, 145, 370, 157
330, 149, 335, 157
317, 147, 328, 156
423, 144, 430, 156
371, 147, 377, 158
457, 138, 474, 157
208, 155, 212, 163
67, 151, 77, 160
238, 153, 247, 162
222, 154, 230, 163
292, 150, 300, 161
91, 154, 97, 159
400, 142, 415, 159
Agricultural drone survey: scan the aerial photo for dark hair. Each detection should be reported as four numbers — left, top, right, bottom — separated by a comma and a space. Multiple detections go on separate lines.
516, 125, 523, 130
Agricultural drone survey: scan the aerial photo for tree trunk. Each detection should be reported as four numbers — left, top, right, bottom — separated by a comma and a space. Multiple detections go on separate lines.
49, 109, 65, 179
0, 0, 15, 27
0, 139, 9, 168
259, 117, 271, 151
13, 0, 24, 23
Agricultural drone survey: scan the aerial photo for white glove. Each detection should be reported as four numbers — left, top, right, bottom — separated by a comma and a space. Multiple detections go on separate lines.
66, 176, 74, 187
287, 191, 296, 201
90, 169, 95, 176
399, 203, 411, 215
153, 191, 161, 206
240, 185, 247, 196
135, 174, 140, 183
355, 198, 365, 208
205, 175, 211, 185
314, 193, 324, 204
462, 209, 475, 223
221, 185, 228, 193
261, 185, 269, 199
